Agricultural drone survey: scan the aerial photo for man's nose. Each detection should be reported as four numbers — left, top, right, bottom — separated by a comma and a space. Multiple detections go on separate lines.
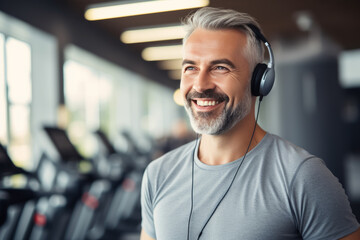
192, 71, 215, 93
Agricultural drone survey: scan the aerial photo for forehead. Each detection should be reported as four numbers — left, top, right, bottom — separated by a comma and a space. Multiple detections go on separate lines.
183, 28, 248, 61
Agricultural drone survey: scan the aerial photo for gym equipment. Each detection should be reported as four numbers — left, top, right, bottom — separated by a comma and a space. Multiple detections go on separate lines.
41, 127, 143, 240
0, 144, 49, 240
0, 126, 149, 240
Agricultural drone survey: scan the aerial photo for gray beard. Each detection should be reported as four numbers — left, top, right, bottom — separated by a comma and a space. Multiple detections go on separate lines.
184, 88, 252, 135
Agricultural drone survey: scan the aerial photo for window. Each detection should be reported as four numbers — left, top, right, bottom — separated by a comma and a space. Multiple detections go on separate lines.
0, 34, 32, 168
339, 49, 360, 88
0, 33, 6, 145
0, 11, 58, 170
64, 45, 182, 156
64, 59, 113, 157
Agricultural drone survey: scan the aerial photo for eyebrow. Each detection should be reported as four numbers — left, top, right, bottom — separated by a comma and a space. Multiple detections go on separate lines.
182, 59, 195, 66
210, 59, 236, 69
182, 59, 236, 69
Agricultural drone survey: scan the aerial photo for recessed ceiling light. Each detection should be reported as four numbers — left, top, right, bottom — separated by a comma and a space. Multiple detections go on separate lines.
142, 45, 183, 61
158, 59, 183, 70
85, 0, 209, 21
121, 25, 186, 44
173, 88, 184, 106
168, 70, 182, 80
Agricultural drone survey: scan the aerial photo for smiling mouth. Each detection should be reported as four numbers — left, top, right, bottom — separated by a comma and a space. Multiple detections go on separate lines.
186, 90, 229, 109
191, 99, 225, 109
196, 100, 219, 106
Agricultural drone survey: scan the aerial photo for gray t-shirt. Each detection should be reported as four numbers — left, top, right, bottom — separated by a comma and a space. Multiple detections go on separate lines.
141, 133, 359, 239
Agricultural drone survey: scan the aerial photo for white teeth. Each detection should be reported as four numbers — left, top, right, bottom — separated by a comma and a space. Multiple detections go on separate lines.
197, 100, 219, 106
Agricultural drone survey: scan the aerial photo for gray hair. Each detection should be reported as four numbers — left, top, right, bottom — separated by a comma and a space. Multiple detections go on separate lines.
182, 7, 265, 70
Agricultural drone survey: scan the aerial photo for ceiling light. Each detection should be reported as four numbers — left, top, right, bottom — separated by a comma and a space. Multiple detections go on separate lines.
173, 89, 184, 106
158, 59, 183, 70
168, 70, 182, 80
121, 25, 186, 44
142, 45, 182, 61
85, 0, 210, 21
294, 11, 313, 31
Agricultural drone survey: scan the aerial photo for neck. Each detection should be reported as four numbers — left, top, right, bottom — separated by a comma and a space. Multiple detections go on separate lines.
197, 114, 266, 166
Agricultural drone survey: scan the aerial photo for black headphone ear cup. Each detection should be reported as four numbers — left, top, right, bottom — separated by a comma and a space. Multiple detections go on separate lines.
251, 63, 267, 96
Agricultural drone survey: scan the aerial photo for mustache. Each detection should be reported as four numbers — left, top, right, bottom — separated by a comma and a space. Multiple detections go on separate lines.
186, 89, 229, 102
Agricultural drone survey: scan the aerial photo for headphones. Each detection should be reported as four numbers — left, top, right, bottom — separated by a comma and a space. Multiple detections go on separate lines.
247, 24, 275, 97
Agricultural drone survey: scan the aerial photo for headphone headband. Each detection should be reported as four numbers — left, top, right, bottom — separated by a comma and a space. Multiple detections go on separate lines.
246, 24, 268, 43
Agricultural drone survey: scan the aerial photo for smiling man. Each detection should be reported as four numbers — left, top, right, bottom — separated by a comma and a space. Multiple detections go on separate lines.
140, 7, 360, 240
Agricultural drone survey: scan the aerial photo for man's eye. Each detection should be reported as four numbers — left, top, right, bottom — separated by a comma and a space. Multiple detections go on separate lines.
184, 66, 195, 71
215, 66, 228, 70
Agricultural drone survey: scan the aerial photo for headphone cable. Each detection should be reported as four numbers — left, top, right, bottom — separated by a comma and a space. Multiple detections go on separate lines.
188, 97, 263, 240
187, 134, 200, 240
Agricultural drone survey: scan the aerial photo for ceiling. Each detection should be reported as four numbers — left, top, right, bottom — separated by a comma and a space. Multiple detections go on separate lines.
62, 0, 360, 80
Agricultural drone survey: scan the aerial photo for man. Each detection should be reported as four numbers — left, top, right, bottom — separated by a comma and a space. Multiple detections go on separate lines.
140, 7, 360, 240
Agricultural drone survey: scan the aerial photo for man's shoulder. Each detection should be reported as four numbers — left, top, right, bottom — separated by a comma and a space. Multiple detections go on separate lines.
260, 133, 324, 175
265, 133, 316, 160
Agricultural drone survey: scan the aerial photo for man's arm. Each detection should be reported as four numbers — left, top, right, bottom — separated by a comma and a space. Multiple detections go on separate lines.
140, 229, 155, 240
340, 227, 360, 240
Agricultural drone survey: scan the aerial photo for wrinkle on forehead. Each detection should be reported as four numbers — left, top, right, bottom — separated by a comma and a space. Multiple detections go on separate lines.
182, 28, 248, 64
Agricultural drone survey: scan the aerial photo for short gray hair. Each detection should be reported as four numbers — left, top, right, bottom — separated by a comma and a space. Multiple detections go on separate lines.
182, 7, 265, 70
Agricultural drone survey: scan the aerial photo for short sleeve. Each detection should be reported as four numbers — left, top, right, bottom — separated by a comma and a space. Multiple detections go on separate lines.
141, 168, 156, 239
289, 157, 359, 240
